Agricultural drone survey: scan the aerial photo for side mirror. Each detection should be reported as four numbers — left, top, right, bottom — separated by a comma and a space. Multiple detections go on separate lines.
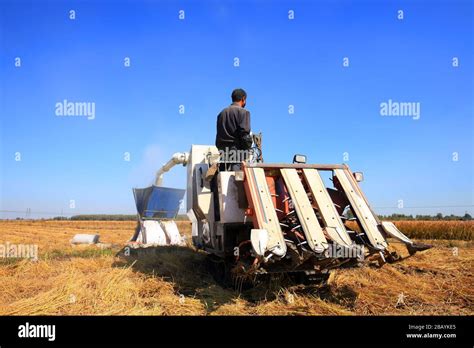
353, 172, 364, 182
293, 154, 307, 164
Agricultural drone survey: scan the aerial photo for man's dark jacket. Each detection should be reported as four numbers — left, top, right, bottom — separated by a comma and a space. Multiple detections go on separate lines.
215, 103, 251, 150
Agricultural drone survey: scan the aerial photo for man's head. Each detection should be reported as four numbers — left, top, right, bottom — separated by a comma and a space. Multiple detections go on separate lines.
231, 88, 247, 108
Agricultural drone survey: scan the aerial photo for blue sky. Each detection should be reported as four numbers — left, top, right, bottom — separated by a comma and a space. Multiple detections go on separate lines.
1, 0, 473, 218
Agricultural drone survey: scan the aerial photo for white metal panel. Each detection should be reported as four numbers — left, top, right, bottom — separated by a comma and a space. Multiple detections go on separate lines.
302, 169, 352, 247
245, 167, 287, 257
250, 229, 269, 256
186, 145, 219, 213
281, 168, 327, 253
381, 221, 413, 245
334, 169, 387, 250
217, 171, 247, 223
194, 163, 214, 221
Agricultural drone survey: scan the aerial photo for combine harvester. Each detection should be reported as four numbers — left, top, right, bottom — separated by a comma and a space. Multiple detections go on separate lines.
129, 138, 431, 286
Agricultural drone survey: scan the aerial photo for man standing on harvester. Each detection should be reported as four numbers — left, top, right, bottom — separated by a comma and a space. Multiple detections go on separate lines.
215, 88, 252, 170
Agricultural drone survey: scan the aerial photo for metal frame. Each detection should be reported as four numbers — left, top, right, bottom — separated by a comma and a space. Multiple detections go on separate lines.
247, 163, 347, 170
242, 162, 393, 258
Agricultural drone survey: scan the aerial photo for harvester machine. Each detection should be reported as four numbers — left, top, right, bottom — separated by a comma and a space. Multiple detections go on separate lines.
129, 138, 431, 286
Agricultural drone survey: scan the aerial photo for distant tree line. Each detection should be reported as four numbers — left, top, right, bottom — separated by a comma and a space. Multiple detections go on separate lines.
65, 214, 190, 221
69, 214, 137, 221
9, 213, 471, 222
379, 213, 472, 221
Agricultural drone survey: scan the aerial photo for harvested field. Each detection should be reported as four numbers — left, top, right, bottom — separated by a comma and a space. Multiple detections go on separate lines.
0, 220, 472, 315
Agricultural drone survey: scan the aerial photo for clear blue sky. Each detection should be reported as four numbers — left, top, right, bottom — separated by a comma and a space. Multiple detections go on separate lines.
1, 0, 473, 218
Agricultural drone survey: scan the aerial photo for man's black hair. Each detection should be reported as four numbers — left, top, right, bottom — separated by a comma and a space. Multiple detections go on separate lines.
231, 88, 247, 102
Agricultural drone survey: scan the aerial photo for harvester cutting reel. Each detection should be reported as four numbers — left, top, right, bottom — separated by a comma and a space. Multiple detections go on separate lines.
237, 162, 432, 278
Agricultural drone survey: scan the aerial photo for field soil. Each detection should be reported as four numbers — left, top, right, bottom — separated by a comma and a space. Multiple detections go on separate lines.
0, 220, 472, 315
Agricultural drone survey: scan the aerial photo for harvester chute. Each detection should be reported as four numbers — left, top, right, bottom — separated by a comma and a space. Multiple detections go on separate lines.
129, 186, 186, 246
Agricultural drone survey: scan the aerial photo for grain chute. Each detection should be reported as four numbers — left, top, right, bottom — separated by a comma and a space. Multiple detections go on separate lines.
129, 185, 186, 247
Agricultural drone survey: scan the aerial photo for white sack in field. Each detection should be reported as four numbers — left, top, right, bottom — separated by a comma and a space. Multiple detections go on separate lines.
160, 220, 185, 246
137, 220, 167, 245
71, 234, 100, 244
